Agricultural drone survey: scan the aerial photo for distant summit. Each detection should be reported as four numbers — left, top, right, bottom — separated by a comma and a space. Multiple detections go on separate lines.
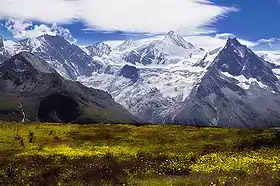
85, 42, 112, 57
175, 38, 280, 127
121, 31, 204, 65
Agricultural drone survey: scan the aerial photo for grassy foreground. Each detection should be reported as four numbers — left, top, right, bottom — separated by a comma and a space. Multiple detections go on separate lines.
0, 121, 280, 185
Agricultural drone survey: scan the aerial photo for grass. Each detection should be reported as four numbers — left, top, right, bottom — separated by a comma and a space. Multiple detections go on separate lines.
0, 121, 280, 185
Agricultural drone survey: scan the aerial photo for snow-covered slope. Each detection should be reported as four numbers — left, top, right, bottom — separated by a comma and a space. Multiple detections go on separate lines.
3, 32, 280, 127
115, 40, 142, 52
78, 56, 209, 123
256, 51, 280, 66
0, 35, 104, 80
120, 31, 205, 66
85, 42, 112, 57
256, 51, 280, 79
74, 33, 214, 123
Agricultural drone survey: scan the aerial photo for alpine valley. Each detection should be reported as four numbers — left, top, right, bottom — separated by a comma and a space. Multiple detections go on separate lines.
1, 31, 280, 128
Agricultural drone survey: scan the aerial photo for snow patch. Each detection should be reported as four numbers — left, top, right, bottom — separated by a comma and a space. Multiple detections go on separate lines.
221, 71, 268, 89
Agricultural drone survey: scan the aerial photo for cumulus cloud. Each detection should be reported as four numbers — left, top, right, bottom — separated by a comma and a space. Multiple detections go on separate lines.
0, 0, 237, 35
5, 19, 76, 42
184, 35, 256, 50
215, 33, 236, 39
253, 37, 280, 50
257, 38, 280, 44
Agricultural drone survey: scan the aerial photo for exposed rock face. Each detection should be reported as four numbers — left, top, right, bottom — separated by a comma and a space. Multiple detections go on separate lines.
0, 36, 4, 52
0, 52, 138, 124
119, 65, 139, 83
174, 38, 280, 128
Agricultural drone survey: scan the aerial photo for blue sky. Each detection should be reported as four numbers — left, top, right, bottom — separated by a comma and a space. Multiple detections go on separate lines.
0, 0, 279, 47
211, 0, 280, 41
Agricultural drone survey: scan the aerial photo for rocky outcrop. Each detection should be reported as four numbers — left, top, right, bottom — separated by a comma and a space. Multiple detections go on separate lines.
119, 65, 139, 83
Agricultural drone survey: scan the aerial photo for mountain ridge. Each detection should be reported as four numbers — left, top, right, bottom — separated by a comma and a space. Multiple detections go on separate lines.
1, 33, 280, 127
0, 51, 138, 124
174, 38, 280, 127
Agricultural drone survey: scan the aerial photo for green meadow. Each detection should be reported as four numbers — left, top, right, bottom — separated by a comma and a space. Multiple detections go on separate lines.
0, 121, 280, 185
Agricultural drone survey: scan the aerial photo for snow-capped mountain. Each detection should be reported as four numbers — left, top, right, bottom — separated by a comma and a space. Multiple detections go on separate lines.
78, 56, 210, 123
74, 33, 211, 123
174, 38, 280, 127
115, 40, 142, 52
85, 42, 112, 57
121, 31, 204, 66
2, 31, 280, 127
0, 34, 104, 80
20, 35, 103, 79
0, 51, 137, 124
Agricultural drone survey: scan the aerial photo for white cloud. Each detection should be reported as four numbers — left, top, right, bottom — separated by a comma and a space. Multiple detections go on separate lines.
257, 38, 280, 44
103, 40, 125, 48
5, 19, 76, 42
184, 35, 256, 50
0, 0, 237, 35
215, 33, 236, 39
102, 33, 256, 51
0, 0, 76, 23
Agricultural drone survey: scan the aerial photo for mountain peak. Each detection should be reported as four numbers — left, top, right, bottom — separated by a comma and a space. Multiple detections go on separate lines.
116, 40, 140, 51
214, 38, 279, 90
36, 34, 68, 44
166, 30, 176, 37
86, 42, 111, 57
220, 38, 248, 61
1, 52, 57, 75
226, 37, 243, 47
164, 30, 196, 50
164, 30, 179, 40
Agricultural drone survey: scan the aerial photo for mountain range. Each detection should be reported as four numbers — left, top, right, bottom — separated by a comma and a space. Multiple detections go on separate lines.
0, 50, 137, 124
1, 31, 280, 127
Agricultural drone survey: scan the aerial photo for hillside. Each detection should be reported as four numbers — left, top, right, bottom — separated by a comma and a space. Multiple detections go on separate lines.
0, 52, 138, 124
0, 121, 280, 185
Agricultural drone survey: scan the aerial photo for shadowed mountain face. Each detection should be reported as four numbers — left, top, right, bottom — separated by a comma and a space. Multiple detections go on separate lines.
119, 65, 139, 83
38, 94, 79, 123
174, 38, 280, 128
0, 52, 138, 124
